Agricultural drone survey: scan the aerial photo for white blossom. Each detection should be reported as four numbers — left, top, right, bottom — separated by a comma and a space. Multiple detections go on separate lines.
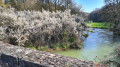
0, 7, 85, 46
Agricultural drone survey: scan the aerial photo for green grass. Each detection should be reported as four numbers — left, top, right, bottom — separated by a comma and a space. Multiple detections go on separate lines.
86, 22, 113, 29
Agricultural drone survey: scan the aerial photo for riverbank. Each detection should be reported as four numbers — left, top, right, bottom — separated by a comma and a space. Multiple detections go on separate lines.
86, 22, 113, 29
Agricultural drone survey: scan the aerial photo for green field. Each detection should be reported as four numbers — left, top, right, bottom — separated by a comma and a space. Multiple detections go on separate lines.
86, 22, 113, 29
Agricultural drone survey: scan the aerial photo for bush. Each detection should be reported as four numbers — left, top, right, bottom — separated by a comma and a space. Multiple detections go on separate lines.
0, 7, 85, 50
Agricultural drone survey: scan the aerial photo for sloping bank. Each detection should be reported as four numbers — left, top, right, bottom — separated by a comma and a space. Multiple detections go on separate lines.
0, 7, 85, 50
0, 41, 109, 67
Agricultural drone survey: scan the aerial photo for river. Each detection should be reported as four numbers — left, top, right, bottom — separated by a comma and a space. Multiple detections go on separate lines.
55, 28, 120, 62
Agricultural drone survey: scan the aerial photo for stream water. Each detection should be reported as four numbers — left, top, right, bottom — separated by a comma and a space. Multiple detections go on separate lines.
55, 28, 120, 62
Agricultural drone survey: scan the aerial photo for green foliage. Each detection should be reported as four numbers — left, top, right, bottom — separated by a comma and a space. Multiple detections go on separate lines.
69, 37, 76, 42
62, 31, 68, 42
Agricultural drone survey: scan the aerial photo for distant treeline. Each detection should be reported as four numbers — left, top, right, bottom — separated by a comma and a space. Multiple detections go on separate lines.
0, 0, 88, 20
88, 0, 120, 34
88, 6, 112, 22
89, 0, 120, 23
6, 0, 82, 15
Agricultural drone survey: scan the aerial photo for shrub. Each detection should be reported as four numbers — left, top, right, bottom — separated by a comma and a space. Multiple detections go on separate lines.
0, 7, 85, 49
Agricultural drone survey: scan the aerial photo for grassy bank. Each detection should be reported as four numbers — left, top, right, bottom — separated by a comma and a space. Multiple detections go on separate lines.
86, 22, 113, 29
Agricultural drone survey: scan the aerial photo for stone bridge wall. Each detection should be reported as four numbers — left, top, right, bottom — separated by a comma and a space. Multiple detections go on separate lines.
0, 41, 109, 67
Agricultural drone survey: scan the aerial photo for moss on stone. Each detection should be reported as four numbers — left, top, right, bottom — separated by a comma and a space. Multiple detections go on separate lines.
82, 34, 89, 38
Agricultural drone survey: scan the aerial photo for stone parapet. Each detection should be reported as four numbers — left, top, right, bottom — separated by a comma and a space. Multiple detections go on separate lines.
0, 41, 109, 67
